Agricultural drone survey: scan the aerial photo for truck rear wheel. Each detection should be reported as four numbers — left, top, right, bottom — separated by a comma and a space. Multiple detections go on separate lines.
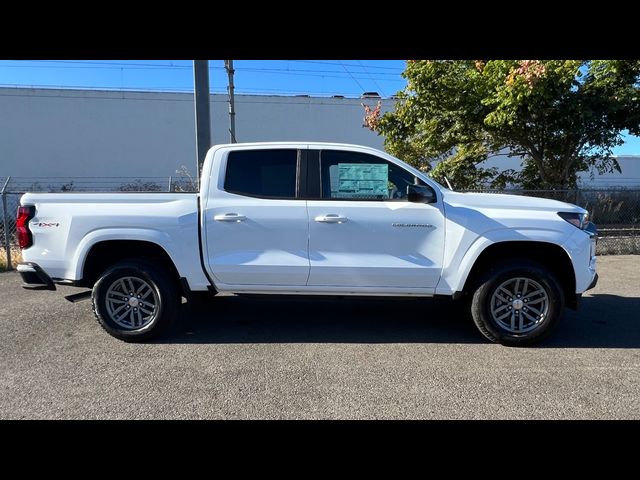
91, 259, 179, 342
470, 259, 565, 347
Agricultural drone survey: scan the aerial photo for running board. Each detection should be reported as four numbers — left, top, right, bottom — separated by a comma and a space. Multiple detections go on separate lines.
64, 291, 92, 303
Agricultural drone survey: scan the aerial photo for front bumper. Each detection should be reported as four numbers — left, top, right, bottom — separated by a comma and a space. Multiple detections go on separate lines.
565, 221, 598, 309
16, 262, 56, 290
585, 221, 598, 291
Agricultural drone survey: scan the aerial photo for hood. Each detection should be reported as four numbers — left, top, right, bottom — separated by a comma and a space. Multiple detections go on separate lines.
442, 191, 586, 214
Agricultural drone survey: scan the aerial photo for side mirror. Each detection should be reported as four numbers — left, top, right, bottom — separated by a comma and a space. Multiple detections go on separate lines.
407, 184, 436, 204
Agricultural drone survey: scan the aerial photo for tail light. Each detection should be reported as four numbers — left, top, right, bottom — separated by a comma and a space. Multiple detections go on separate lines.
16, 206, 35, 249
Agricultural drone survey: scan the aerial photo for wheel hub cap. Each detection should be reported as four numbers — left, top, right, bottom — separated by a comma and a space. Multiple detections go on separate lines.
489, 277, 549, 334
105, 276, 158, 330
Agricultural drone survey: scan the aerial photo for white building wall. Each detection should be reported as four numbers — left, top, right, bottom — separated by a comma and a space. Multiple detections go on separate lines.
483, 152, 640, 188
0, 88, 388, 179
1, 87, 637, 187
578, 156, 640, 188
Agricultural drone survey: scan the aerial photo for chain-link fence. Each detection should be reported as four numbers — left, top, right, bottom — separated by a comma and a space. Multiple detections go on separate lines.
1, 177, 20, 271
461, 188, 640, 255
3, 175, 197, 194
463, 188, 640, 223
1, 177, 639, 270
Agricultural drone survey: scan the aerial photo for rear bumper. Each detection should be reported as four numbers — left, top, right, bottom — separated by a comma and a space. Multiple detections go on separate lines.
16, 262, 56, 290
586, 272, 598, 291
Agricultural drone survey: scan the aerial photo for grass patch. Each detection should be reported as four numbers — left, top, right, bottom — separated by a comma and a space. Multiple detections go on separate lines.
0, 247, 22, 271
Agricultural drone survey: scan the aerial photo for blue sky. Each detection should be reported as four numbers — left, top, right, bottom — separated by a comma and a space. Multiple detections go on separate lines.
0, 59, 638, 155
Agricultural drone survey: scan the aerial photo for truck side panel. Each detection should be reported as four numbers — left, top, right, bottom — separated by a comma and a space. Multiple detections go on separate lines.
19, 193, 211, 290
435, 200, 578, 295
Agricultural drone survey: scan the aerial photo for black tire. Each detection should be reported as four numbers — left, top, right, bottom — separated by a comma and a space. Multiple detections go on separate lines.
91, 259, 180, 342
470, 259, 564, 347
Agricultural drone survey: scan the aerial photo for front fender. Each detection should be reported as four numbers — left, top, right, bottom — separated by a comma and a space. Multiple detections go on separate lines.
435, 227, 572, 295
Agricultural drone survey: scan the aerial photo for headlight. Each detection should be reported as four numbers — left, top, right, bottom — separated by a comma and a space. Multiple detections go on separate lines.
558, 211, 589, 229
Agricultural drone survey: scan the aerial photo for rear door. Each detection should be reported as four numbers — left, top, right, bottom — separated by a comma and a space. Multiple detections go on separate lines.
203, 148, 310, 286
306, 149, 445, 289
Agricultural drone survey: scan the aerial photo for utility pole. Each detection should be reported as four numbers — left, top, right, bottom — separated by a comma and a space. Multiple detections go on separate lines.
224, 59, 237, 143
193, 60, 211, 189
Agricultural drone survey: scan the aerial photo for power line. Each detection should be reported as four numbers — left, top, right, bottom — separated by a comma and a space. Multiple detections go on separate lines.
0, 61, 404, 80
239, 67, 401, 77
339, 61, 367, 93
2, 61, 402, 75
20, 59, 406, 72
13, 60, 192, 69
232, 69, 405, 81
0, 61, 407, 97
357, 60, 387, 97
0, 83, 195, 92
0, 83, 399, 98
290, 60, 405, 71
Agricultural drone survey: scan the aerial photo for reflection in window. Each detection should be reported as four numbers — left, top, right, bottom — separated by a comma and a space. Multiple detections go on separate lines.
321, 150, 424, 201
225, 149, 297, 199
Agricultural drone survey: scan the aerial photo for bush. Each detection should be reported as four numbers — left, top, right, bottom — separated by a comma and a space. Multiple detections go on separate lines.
118, 180, 163, 192
580, 189, 640, 226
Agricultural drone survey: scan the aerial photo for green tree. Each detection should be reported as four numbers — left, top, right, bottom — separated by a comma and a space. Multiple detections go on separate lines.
365, 60, 640, 189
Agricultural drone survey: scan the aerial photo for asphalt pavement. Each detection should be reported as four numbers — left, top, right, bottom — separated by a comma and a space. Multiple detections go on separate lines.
1, 256, 639, 419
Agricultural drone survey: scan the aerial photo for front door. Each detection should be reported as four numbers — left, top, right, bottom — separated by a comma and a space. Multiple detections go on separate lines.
306, 149, 445, 289
204, 148, 310, 286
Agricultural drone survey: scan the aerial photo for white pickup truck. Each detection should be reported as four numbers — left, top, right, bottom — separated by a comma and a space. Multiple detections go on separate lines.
16, 142, 598, 346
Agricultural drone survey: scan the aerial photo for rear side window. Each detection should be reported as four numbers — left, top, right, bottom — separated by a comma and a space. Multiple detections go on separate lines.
224, 149, 298, 199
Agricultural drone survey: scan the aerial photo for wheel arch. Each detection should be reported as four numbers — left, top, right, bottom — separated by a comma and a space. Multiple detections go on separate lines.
461, 240, 577, 309
79, 238, 181, 289
69, 229, 177, 282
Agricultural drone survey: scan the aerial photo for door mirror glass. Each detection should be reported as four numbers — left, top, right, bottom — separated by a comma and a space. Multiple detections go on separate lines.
407, 184, 436, 204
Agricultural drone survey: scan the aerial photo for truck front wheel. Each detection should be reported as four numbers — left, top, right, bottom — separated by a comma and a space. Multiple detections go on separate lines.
470, 260, 565, 347
91, 260, 179, 342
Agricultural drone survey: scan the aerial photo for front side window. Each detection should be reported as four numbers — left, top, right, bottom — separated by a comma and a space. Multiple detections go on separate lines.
224, 149, 297, 199
320, 150, 425, 201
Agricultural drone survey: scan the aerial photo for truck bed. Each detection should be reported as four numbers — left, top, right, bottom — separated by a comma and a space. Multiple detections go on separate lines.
20, 192, 210, 288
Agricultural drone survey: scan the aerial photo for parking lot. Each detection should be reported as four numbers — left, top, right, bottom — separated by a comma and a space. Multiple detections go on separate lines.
1, 255, 639, 419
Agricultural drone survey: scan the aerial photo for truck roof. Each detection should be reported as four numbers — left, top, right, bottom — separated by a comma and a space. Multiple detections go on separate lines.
208, 141, 383, 152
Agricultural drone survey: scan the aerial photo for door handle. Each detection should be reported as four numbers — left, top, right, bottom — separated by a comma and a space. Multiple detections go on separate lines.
214, 213, 247, 222
315, 214, 348, 223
